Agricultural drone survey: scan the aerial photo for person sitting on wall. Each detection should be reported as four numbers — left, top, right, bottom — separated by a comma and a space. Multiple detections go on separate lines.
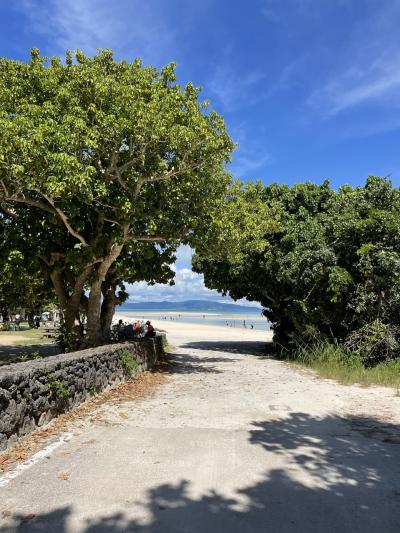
122, 323, 135, 341
144, 320, 156, 337
117, 319, 125, 341
133, 320, 142, 337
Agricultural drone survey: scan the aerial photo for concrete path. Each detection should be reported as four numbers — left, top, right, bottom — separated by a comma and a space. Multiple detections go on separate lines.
1, 324, 400, 532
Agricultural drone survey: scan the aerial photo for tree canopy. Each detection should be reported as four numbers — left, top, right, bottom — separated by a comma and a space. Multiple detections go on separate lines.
0, 49, 234, 347
0, 235, 54, 323
193, 176, 400, 359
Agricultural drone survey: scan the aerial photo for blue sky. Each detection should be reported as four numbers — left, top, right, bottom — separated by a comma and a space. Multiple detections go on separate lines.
2, 0, 400, 304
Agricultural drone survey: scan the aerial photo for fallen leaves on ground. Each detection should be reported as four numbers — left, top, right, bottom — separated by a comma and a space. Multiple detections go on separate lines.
57, 470, 70, 481
0, 362, 171, 472
82, 439, 97, 445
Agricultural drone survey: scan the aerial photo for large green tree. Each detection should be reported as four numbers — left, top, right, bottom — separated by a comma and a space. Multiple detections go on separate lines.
0, 49, 233, 346
193, 177, 400, 351
0, 216, 56, 323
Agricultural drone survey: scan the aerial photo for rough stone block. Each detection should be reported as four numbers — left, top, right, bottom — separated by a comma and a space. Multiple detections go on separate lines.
0, 334, 165, 450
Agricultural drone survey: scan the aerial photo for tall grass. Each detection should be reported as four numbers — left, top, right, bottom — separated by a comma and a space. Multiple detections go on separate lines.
286, 341, 400, 389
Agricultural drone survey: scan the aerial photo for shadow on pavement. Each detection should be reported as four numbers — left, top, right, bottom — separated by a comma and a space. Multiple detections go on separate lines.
182, 340, 269, 356
162, 351, 225, 374
9, 413, 400, 532
0, 344, 60, 367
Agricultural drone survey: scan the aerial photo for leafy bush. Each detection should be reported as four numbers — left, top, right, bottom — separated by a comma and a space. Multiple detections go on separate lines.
18, 351, 43, 362
194, 177, 400, 348
56, 324, 80, 353
120, 349, 140, 377
287, 338, 400, 388
345, 320, 400, 367
46, 375, 70, 400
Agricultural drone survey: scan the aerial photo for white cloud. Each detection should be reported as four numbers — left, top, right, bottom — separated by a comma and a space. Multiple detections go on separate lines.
307, 2, 400, 118
230, 150, 273, 180
228, 124, 273, 180
126, 265, 261, 307
18, 0, 175, 65
126, 267, 225, 303
309, 53, 400, 117
209, 65, 266, 112
175, 245, 193, 269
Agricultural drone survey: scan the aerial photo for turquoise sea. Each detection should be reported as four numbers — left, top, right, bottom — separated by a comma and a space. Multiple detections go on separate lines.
117, 306, 270, 331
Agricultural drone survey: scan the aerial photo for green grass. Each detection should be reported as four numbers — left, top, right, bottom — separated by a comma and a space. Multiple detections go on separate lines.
0, 327, 53, 346
286, 342, 400, 390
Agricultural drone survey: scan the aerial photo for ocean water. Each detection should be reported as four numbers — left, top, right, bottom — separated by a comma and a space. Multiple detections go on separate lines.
116, 307, 270, 331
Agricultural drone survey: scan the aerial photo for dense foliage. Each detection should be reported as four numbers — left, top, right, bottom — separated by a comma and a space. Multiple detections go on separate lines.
194, 177, 400, 365
0, 49, 233, 347
0, 215, 56, 323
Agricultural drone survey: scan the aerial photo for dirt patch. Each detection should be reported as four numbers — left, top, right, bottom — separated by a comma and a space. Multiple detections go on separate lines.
0, 362, 171, 472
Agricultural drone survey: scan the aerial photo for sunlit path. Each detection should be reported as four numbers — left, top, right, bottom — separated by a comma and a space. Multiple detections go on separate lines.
1, 323, 400, 532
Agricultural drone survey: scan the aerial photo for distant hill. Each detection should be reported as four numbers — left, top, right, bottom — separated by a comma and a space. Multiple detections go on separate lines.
119, 299, 262, 314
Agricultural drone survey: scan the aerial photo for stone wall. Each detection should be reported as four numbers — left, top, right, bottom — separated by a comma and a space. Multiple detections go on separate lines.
0, 335, 165, 451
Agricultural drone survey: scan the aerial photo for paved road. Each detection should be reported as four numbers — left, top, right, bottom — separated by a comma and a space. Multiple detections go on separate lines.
1, 325, 400, 532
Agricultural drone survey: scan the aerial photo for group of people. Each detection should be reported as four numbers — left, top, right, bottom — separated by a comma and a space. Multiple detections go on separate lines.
0, 313, 41, 330
117, 319, 156, 341
225, 320, 255, 329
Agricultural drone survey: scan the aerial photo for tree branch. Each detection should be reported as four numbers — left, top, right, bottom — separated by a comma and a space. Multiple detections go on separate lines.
0, 203, 18, 220
133, 161, 206, 197
38, 252, 65, 267
128, 235, 166, 242
3, 194, 56, 215
42, 194, 88, 246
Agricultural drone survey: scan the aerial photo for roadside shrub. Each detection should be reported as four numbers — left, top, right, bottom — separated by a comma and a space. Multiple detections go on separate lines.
120, 348, 140, 377
56, 324, 80, 353
285, 337, 400, 388
194, 177, 400, 350
345, 320, 400, 367
47, 375, 70, 400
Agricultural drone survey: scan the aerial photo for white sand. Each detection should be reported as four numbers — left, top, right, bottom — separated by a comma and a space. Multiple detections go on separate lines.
114, 312, 273, 345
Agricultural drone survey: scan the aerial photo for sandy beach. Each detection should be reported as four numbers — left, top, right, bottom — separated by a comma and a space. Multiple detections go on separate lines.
114, 312, 273, 345
114, 309, 268, 331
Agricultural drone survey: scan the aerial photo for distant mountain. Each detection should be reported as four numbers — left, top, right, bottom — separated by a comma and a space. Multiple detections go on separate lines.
119, 299, 262, 314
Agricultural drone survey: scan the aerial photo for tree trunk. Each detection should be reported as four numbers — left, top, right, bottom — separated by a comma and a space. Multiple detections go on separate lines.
85, 244, 123, 346
100, 283, 117, 340
50, 264, 95, 349
86, 282, 103, 346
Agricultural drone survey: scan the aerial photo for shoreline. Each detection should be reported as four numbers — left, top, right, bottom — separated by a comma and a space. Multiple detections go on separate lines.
114, 310, 270, 332
114, 312, 274, 344
116, 309, 264, 318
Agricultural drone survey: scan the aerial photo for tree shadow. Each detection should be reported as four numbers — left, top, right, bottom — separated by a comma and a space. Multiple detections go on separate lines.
182, 340, 269, 356
160, 351, 224, 374
8, 413, 400, 532
0, 344, 59, 367
173, 354, 240, 364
